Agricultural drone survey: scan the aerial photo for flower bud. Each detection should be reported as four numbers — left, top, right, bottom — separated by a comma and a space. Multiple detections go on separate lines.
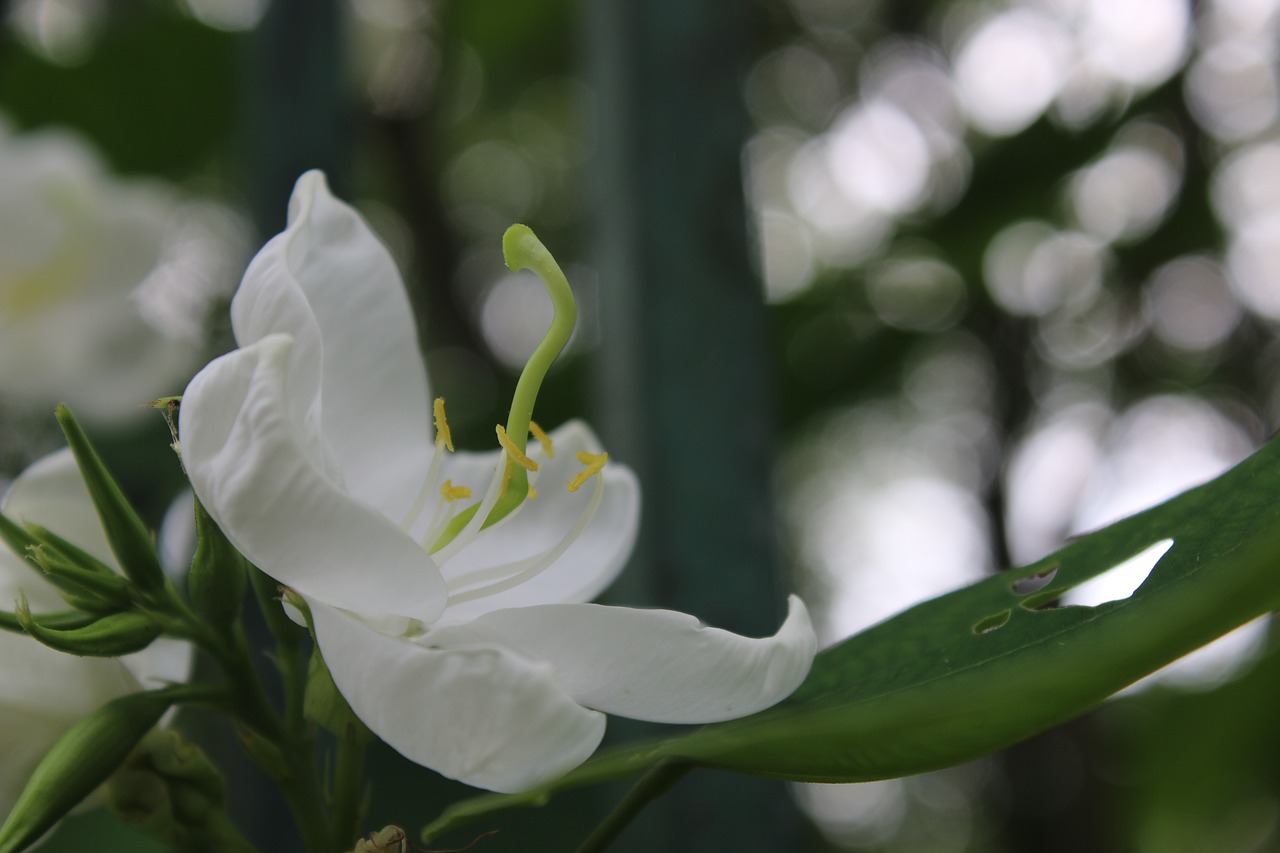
17, 604, 162, 657
0, 690, 173, 852
0, 608, 94, 636
352, 826, 406, 853
304, 648, 353, 736
110, 729, 229, 847
187, 497, 246, 628
26, 544, 132, 612
0, 511, 38, 569
55, 405, 169, 597
24, 522, 117, 577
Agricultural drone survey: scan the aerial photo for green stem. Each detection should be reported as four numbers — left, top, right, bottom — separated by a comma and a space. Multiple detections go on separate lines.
279, 737, 335, 853
242, 580, 333, 853
574, 762, 690, 853
330, 723, 369, 850
190, 572, 333, 852
253, 571, 308, 733
219, 629, 287, 741
222, 624, 331, 853
200, 811, 264, 853
249, 565, 302, 653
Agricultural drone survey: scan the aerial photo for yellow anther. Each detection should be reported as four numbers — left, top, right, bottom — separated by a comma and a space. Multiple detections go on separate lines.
528, 485, 538, 500
433, 398, 454, 452
495, 424, 538, 471
567, 451, 607, 492
529, 421, 555, 459
440, 480, 472, 502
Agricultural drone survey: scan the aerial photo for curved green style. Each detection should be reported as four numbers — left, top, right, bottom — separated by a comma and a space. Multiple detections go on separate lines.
429, 225, 577, 552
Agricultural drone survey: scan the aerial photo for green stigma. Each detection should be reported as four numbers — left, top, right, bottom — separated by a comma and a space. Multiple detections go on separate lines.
429, 224, 576, 553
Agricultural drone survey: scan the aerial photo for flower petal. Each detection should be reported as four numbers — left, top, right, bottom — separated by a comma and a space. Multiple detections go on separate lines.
431, 596, 816, 724
230, 170, 433, 520
180, 334, 447, 623
435, 421, 641, 624
0, 448, 111, 611
309, 598, 605, 793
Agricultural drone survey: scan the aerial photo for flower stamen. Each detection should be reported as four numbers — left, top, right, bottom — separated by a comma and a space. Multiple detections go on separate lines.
439, 480, 471, 502
495, 424, 538, 472
433, 398, 454, 452
568, 451, 607, 493
398, 397, 454, 530
529, 421, 555, 458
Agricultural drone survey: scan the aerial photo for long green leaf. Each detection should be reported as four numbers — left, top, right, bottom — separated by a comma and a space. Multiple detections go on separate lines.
424, 434, 1280, 841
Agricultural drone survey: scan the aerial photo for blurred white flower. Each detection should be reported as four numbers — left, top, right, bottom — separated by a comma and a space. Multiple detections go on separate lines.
0, 122, 240, 425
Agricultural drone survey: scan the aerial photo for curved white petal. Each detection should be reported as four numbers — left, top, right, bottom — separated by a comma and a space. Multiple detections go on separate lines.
310, 599, 605, 793
436, 421, 641, 624
230, 171, 432, 520
180, 334, 447, 623
432, 596, 816, 724
0, 448, 110, 611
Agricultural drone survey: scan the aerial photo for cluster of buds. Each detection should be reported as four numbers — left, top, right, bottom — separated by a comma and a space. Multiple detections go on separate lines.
110, 729, 243, 852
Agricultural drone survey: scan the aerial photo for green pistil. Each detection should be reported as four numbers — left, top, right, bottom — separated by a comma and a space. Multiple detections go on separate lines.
428, 225, 575, 554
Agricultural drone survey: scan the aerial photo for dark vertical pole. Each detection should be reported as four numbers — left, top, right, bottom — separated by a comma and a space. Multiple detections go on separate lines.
245, 0, 347, 234
230, 3, 346, 849
586, 1, 805, 849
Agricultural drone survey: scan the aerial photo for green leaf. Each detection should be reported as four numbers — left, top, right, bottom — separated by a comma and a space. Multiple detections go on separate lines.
423, 434, 1280, 841
55, 405, 169, 597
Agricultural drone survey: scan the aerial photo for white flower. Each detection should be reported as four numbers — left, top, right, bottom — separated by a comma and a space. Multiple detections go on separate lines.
180, 171, 816, 793
0, 122, 235, 424
0, 449, 191, 819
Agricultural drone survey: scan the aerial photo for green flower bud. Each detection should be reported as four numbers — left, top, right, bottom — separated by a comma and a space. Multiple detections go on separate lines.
16, 603, 162, 657
188, 497, 246, 628
304, 647, 352, 737
0, 608, 95, 636
25, 522, 118, 578
55, 405, 168, 597
0, 511, 39, 567
26, 544, 131, 612
0, 690, 173, 853
110, 730, 231, 848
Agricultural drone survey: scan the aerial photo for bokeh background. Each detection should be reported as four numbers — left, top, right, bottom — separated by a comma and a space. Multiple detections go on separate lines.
3, 0, 1280, 850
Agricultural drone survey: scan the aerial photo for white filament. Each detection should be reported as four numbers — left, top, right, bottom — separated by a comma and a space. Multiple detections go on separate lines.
398, 443, 445, 531
429, 461, 508, 564
444, 473, 604, 607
